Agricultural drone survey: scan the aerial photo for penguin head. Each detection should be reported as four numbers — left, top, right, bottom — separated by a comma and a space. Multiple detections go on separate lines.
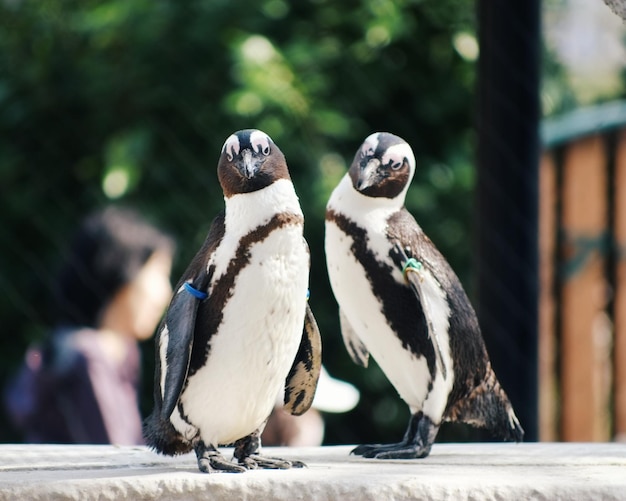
348, 132, 415, 201
218, 129, 291, 197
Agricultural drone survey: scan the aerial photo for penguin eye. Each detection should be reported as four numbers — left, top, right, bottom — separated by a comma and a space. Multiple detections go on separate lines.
254, 143, 270, 156
386, 154, 406, 171
249, 130, 272, 157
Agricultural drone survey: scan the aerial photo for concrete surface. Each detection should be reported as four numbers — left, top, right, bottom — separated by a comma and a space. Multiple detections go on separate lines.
0, 443, 624, 500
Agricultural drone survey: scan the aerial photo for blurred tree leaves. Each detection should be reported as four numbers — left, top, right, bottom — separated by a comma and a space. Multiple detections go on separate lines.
0, 0, 476, 444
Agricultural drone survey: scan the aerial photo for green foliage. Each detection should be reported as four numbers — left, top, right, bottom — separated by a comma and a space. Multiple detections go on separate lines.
0, 0, 476, 444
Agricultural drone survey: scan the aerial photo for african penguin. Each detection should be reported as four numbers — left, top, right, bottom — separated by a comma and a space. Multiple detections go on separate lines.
325, 132, 523, 459
144, 129, 322, 473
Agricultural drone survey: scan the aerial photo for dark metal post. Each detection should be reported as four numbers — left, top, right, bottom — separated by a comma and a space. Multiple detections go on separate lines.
476, 0, 541, 441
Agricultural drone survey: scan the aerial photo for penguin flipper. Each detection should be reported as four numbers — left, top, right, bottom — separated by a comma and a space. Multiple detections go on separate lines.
339, 308, 369, 368
283, 303, 322, 416
159, 284, 205, 420
157, 213, 224, 421
391, 243, 448, 379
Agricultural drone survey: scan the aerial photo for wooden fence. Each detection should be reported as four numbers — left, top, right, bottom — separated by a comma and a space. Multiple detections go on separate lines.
539, 101, 626, 442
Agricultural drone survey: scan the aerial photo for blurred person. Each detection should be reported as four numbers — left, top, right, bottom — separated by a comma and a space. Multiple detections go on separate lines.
262, 366, 360, 446
4, 206, 174, 445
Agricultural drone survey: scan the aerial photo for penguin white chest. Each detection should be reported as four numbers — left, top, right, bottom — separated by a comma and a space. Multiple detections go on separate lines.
325, 222, 426, 402
176, 225, 309, 446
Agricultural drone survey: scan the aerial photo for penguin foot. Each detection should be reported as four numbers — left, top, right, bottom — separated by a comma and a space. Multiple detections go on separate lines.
352, 411, 439, 460
232, 429, 306, 470
195, 442, 246, 474
351, 442, 432, 459
239, 454, 306, 470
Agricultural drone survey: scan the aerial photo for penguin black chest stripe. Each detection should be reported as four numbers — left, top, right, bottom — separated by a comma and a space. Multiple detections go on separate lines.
326, 208, 436, 376
187, 211, 305, 378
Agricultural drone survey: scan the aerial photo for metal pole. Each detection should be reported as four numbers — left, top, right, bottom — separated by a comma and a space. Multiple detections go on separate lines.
475, 0, 541, 441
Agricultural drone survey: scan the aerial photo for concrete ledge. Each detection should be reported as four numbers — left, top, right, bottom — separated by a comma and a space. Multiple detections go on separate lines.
0, 443, 624, 500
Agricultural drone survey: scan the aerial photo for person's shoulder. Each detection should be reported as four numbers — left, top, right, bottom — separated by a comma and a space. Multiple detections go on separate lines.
51, 326, 98, 369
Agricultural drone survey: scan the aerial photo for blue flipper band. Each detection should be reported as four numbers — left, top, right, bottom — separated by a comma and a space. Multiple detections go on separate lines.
183, 282, 208, 300
306, 289, 310, 301
402, 258, 423, 277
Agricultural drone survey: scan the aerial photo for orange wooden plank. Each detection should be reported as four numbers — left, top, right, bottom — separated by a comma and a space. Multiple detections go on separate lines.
614, 128, 626, 441
560, 135, 611, 442
538, 151, 558, 441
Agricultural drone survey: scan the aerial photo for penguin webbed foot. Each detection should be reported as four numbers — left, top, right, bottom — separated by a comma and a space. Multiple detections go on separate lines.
195, 442, 246, 474
351, 441, 431, 459
352, 411, 439, 460
233, 430, 306, 470
239, 454, 306, 470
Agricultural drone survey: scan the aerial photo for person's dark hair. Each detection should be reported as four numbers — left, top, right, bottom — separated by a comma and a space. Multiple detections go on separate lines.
54, 206, 175, 327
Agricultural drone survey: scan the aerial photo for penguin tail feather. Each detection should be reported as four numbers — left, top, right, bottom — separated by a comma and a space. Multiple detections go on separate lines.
143, 411, 193, 456
447, 364, 524, 442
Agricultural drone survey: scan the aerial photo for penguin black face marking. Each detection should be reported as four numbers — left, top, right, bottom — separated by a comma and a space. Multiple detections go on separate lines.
218, 129, 291, 197
348, 132, 416, 199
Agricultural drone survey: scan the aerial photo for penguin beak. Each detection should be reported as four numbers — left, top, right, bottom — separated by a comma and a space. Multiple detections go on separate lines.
238, 149, 257, 179
356, 158, 380, 191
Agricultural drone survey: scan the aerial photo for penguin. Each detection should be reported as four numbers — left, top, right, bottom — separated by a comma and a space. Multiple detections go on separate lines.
144, 129, 322, 473
325, 132, 523, 459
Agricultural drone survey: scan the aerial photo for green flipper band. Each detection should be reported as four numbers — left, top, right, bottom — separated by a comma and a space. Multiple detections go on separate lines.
402, 257, 423, 278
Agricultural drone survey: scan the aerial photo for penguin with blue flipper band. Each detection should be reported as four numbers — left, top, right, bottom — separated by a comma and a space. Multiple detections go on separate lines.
325, 131, 523, 459
144, 129, 322, 473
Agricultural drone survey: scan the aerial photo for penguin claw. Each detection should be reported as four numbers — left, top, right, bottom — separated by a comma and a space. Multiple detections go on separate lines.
375, 446, 432, 459
197, 454, 247, 474
351, 443, 385, 457
240, 454, 306, 470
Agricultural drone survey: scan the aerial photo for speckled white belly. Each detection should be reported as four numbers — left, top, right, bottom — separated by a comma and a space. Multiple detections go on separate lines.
172, 225, 309, 446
